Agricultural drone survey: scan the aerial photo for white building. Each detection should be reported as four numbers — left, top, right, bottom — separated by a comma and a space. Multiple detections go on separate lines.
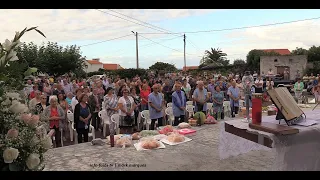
83, 58, 103, 73
260, 55, 308, 80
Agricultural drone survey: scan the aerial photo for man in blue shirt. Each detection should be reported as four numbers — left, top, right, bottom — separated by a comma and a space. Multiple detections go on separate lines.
148, 84, 164, 130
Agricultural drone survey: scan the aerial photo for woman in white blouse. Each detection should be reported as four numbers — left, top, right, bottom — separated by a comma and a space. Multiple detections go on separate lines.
266, 77, 274, 91
254, 75, 264, 93
118, 88, 136, 134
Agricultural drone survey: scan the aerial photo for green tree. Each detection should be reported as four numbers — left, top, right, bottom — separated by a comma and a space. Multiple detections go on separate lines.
291, 47, 308, 55
233, 59, 246, 65
16, 42, 86, 76
199, 48, 229, 68
307, 46, 320, 62
16, 42, 39, 68
246, 50, 280, 71
0, 27, 46, 96
149, 62, 177, 72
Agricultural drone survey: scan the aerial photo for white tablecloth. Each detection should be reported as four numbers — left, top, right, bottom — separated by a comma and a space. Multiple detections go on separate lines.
219, 109, 320, 171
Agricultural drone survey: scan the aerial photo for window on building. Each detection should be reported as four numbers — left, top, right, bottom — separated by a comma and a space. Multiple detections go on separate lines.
289, 59, 293, 63
274, 59, 278, 62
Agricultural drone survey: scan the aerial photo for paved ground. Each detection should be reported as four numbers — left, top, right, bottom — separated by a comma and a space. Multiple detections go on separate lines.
46, 102, 318, 171
44, 124, 275, 171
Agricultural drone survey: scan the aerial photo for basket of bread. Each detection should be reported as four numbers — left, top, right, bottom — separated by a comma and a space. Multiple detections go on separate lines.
188, 118, 197, 126
106, 134, 123, 145
177, 122, 191, 129
161, 132, 192, 145
115, 135, 132, 148
134, 137, 166, 151
131, 132, 141, 140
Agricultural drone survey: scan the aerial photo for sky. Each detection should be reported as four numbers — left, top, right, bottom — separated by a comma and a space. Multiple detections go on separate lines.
1, 9, 320, 69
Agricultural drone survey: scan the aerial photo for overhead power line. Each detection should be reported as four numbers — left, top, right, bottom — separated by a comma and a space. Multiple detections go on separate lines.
102, 9, 199, 51
95, 9, 170, 34
106, 9, 179, 35
139, 34, 202, 57
79, 34, 132, 47
140, 35, 183, 48
100, 35, 183, 57
139, 16, 320, 34
139, 34, 182, 52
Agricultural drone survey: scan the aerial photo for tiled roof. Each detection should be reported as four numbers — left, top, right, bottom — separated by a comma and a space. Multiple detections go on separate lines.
103, 64, 119, 70
183, 66, 198, 71
259, 49, 291, 55
87, 60, 103, 65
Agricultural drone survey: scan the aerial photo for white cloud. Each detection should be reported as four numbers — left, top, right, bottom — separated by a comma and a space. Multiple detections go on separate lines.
0, 9, 215, 44
223, 19, 320, 62
0, 9, 216, 69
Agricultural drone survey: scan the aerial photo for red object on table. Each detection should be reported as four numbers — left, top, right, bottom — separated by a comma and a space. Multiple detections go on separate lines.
178, 129, 196, 135
252, 97, 262, 124
110, 135, 115, 147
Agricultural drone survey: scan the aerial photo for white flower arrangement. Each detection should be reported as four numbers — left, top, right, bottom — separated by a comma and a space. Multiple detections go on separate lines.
0, 27, 49, 171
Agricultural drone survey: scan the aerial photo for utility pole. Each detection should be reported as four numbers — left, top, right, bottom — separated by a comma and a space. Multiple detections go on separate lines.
183, 34, 186, 71
132, 31, 139, 69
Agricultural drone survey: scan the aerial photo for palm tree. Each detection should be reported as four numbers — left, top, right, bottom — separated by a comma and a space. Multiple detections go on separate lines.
199, 48, 228, 68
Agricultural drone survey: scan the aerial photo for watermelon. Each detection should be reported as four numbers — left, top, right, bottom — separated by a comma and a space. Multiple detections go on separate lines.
194, 112, 206, 125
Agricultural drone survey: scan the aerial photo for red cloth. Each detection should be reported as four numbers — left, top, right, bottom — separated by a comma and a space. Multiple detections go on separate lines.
50, 107, 59, 128
140, 90, 150, 105
29, 91, 35, 100
78, 82, 84, 87
252, 98, 262, 124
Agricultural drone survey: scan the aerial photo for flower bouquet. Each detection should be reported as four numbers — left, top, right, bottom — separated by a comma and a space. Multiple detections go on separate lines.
0, 27, 50, 171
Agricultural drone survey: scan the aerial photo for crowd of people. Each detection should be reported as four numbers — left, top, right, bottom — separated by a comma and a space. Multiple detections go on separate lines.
22, 70, 320, 147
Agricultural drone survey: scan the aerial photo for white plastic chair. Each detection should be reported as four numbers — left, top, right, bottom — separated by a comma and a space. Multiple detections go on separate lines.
167, 102, 173, 107
49, 129, 56, 147
186, 101, 193, 106
99, 110, 109, 137
223, 101, 231, 118
141, 110, 151, 130
67, 110, 74, 142
207, 103, 213, 115
137, 112, 142, 131
186, 105, 195, 118
239, 100, 245, 109
72, 121, 95, 144
71, 122, 78, 144
67, 110, 74, 122
165, 107, 174, 125
89, 120, 96, 140
110, 114, 120, 135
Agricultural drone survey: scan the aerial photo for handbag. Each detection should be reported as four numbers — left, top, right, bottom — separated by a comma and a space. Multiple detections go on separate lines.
124, 115, 133, 124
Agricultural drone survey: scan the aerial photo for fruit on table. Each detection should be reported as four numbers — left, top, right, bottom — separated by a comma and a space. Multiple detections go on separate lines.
140, 130, 159, 137
159, 125, 174, 135
194, 112, 206, 125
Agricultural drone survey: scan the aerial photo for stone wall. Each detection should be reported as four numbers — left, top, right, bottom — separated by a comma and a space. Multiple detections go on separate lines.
260, 55, 308, 80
